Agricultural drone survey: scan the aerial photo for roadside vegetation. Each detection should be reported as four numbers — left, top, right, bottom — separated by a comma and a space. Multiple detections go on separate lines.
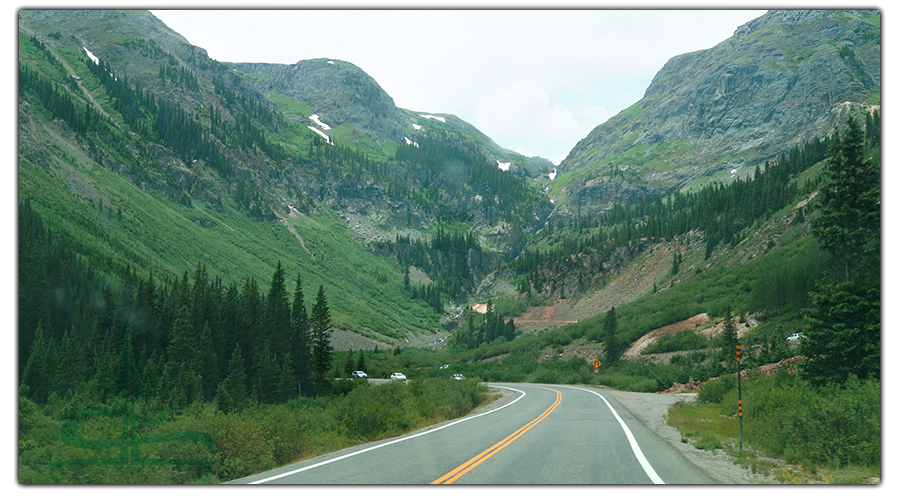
19, 376, 490, 484
18, 24, 879, 485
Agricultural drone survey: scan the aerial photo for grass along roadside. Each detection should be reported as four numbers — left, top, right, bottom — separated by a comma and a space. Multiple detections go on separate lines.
665, 370, 880, 484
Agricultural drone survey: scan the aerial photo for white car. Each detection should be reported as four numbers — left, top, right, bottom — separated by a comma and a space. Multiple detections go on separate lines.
390, 372, 407, 382
451, 374, 465, 380
787, 332, 807, 341
350, 370, 367, 379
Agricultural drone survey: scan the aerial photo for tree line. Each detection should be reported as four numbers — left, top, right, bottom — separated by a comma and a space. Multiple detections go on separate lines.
19, 199, 336, 414
508, 127, 861, 298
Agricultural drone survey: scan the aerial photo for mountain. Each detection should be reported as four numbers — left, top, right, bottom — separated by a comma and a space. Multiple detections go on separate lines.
16, 9, 557, 348
551, 9, 880, 216
17, 9, 880, 345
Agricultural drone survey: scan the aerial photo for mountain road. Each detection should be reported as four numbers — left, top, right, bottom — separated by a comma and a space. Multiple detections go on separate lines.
229, 383, 717, 485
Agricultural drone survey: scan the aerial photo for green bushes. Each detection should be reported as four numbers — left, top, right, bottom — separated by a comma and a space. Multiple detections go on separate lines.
642, 328, 709, 354
747, 373, 880, 467
19, 377, 490, 484
690, 370, 880, 469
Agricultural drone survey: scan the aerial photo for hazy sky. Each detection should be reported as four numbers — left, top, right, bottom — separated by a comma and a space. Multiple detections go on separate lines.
147, 5, 769, 164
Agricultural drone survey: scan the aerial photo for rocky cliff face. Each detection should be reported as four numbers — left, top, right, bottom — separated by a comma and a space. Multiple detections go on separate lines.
554, 9, 880, 217
230, 59, 414, 145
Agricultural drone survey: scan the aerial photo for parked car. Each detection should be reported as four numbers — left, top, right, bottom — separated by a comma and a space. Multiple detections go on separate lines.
787, 332, 807, 341
350, 370, 368, 379
390, 372, 407, 382
440, 364, 450, 370
451, 374, 465, 380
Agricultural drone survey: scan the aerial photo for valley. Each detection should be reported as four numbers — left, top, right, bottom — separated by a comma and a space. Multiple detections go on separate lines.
16, 9, 881, 485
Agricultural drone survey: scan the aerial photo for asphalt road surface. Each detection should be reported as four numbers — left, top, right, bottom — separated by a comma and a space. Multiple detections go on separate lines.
230, 383, 716, 485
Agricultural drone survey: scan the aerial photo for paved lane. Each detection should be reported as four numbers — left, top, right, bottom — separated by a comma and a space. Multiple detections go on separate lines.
229, 383, 715, 484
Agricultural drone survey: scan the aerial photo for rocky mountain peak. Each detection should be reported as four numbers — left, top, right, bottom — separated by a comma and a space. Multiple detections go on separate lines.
553, 9, 880, 217
230, 58, 412, 145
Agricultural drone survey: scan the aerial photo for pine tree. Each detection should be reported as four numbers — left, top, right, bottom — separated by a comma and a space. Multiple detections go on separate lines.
309, 285, 333, 396
356, 350, 367, 373
21, 320, 53, 403
266, 262, 292, 358
344, 348, 355, 378
802, 116, 881, 386
291, 274, 311, 396
811, 117, 880, 282
602, 307, 622, 363
108, 327, 146, 400
218, 343, 247, 413
719, 310, 739, 370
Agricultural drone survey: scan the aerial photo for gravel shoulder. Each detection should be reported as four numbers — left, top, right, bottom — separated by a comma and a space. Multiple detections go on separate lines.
600, 388, 775, 484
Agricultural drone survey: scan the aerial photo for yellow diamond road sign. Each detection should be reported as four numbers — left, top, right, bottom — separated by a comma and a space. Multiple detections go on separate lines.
592, 359, 601, 369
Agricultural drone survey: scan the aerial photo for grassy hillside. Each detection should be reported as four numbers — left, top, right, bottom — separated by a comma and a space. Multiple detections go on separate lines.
18, 120, 439, 340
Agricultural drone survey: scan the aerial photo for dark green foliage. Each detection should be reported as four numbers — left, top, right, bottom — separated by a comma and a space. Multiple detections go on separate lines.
309, 285, 333, 396
810, 117, 880, 283
452, 300, 518, 350
698, 370, 879, 468
291, 275, 312, 397
802, 115, 880, 386
641, 328, 709, 354
512, 134, 830, 292
602, 307, 622, 363
718, 310, 739, 368
217, 344, 248, 414
801, 280, 880, 386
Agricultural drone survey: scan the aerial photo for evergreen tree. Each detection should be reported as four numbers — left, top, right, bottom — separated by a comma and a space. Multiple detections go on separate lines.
266, 262, 292, 359
344, 348, 355, 378
291, 275, 311, 396
108, 327, 146, 400
802, 116, 881, 386
218, 343, 247, 413
309, 285, 333, 396
811, 117, 880, 283
719, 310, 739, 370
356, 350, 367, 373
602, 307, 622, 363
253, 340, 278, 404
21, 320, 53, 403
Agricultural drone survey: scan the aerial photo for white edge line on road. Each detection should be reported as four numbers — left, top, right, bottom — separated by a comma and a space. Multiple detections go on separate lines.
246, 384, 526, 484
571, 386, 666, 484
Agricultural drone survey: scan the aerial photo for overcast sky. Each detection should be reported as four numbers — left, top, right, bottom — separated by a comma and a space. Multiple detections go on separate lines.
147, 5, 772, 164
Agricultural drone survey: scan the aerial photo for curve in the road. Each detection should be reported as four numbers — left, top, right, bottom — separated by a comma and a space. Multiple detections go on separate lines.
432, 386, 562, 484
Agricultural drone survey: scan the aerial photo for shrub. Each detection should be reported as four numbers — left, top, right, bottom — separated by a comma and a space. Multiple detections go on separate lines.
642, 328, 709, 354
697, 375, 737, 404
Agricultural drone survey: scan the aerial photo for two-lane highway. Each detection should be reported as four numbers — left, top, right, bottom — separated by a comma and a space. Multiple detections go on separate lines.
230, 383, 715, 484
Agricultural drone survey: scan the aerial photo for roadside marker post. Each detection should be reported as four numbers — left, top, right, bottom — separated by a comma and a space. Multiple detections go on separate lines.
592, 359, 601, 385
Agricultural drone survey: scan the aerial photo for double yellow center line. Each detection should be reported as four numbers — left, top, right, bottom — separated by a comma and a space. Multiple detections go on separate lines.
431, 387, 562, 484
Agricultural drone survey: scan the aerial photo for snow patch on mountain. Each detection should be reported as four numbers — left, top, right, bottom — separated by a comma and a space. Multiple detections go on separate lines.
83, 47, 99, 65
309, 114, 331, 130
308, 126, 332, 144
497, 161, 510, 171
419, 114, 446, 122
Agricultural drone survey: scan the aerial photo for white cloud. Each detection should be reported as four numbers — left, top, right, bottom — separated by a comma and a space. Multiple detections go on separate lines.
475, 81, 602, 165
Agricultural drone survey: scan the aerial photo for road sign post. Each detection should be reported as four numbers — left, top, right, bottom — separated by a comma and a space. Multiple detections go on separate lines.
592, 359, 601, 385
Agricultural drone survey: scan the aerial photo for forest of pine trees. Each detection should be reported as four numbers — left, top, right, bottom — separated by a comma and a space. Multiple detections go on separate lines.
18, 198, 335, 413
508, 127, 854, 297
